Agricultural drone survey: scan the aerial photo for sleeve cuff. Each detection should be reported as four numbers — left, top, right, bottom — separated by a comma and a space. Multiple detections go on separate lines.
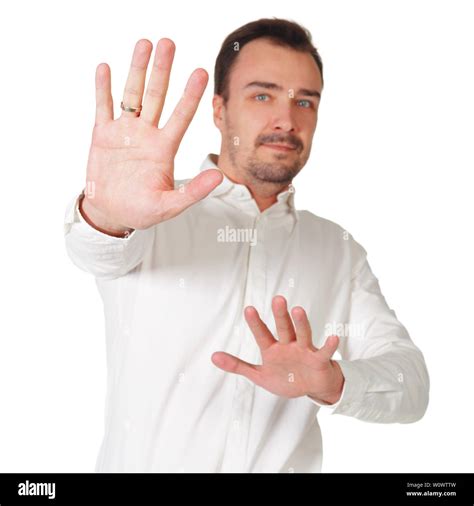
64, 190, 137, 241
307, 359, 369, 414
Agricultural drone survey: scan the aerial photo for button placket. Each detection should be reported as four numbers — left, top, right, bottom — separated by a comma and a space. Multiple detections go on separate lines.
220, 213, 267, 472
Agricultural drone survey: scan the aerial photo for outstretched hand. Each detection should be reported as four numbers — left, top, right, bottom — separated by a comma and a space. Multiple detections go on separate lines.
211, 295, 345, 404
82, 38, 223, 236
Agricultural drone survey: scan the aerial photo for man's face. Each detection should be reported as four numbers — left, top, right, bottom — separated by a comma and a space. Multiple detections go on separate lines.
213, 38, 322, 186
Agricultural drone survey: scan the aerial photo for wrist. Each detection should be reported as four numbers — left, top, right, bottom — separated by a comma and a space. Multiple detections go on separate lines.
79, 194, 134, 238
308, 360, 345, 405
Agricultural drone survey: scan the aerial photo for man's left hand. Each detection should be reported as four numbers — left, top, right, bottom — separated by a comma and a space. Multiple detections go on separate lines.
211, 295, 345, 405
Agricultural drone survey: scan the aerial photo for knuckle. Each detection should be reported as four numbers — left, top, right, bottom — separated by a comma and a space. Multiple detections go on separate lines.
130, 62, 147, 70
153, 61, 171, 71
124, 87, 141, 96
146, 87, 166, 99
174, 107, 190, 120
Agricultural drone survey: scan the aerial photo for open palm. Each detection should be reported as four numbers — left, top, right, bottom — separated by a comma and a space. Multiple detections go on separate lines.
211, 295, 344, 402
82, 38, 222, 233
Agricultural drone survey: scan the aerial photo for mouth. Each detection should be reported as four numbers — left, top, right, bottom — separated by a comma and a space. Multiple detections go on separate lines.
261, 143, 297, 152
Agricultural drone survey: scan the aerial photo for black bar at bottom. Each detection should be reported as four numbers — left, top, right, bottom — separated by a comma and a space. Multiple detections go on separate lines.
0, 473, 472, 505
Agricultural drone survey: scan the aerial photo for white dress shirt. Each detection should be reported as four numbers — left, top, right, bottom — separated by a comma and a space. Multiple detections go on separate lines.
63, 153, 429, 473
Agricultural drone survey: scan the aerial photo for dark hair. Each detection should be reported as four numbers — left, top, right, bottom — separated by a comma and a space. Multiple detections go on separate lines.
214, 17, 324, 104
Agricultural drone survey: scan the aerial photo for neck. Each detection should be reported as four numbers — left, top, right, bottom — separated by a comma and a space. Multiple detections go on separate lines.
214, 152, 290, 213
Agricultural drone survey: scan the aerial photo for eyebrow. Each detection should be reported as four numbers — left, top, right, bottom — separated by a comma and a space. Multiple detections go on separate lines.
243, 81, 321, 99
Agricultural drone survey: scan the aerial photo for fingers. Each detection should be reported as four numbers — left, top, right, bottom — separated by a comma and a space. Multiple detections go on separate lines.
157, 169, 223, 220
244, 306, 276, 351
95, 63, 113, 125
291, 306, 314, 349
140, 38, 175, 127
318, 335, 340, 361
272, 295, 296, 344
120, 39, 153, 118
211, 352, 261, 384
161, 68, 208, 149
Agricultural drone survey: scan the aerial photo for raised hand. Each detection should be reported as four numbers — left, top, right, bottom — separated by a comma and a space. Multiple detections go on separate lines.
211, 295, 345, 404
81, 38, 223, 236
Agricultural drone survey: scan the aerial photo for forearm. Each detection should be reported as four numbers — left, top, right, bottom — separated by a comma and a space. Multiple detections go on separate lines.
328, 343, 429, 423
64, 192, 154, 280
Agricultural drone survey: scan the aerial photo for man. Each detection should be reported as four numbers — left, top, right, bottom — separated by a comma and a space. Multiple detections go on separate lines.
64, 18, 429, 473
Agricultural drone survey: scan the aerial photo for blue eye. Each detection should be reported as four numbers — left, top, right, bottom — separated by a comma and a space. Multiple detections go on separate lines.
255, 94, 269, 101
297, 99, 312, 108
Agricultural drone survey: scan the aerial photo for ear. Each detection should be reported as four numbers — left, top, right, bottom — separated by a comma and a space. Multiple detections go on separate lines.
212, 94, 225, 130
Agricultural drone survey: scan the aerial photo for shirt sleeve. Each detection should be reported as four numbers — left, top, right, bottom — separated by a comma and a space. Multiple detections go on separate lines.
63, 190, 155, 280
307, 375, 348, 412
309, 236, 430, 423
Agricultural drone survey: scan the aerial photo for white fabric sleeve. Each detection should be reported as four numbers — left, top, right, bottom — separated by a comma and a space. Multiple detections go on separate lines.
309, 236, 430, 423
63, 191, 155, 280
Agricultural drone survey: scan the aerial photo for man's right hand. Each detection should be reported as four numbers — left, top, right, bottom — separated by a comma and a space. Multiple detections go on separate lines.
80, 38, 223, 236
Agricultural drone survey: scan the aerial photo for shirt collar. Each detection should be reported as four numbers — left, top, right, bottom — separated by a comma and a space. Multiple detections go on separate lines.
198, 153, 298, 221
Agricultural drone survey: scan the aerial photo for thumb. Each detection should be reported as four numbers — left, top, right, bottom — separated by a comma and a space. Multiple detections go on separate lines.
160, 168, 223, 219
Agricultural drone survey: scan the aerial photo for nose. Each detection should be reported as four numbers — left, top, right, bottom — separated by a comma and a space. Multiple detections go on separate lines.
271, 101, 299, 132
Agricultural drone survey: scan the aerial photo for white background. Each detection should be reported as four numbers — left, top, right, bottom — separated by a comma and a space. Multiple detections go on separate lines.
0, 0, 473, 473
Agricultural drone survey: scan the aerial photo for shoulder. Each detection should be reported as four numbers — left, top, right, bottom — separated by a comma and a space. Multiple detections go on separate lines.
296, 209, 349, 239
296, 209, 368, 270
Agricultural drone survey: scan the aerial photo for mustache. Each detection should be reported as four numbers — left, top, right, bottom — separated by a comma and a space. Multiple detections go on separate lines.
257, 134, 303, 151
